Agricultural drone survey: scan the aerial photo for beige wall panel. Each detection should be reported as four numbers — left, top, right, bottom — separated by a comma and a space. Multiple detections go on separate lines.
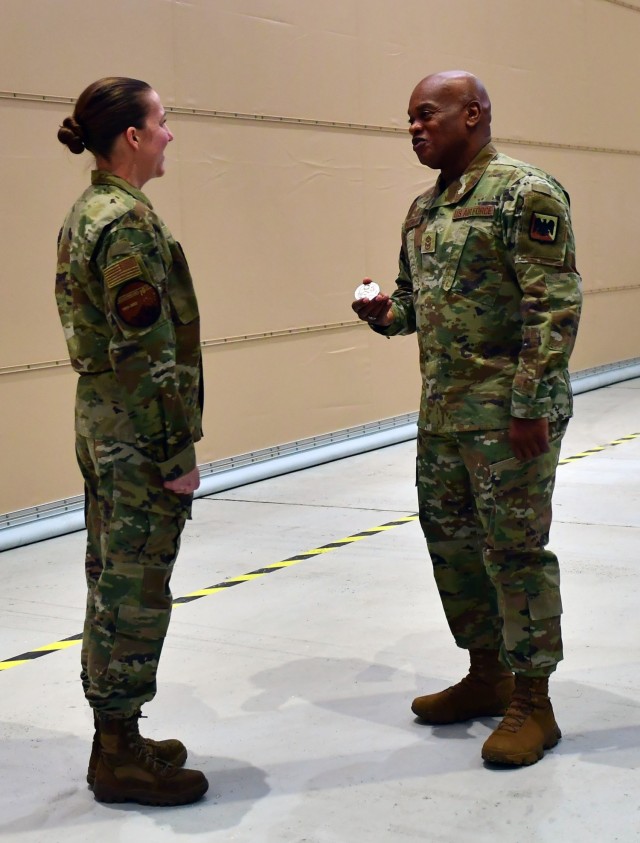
2, 0, 640, 516
172, 0, 362, 120
197, 328, 420, 463
0, 0, 178, 97
0, 103, 88, 368
571, 290, 640, 371
170, 118, 425, 340
2, 0, 640, 151
167, 0, 640, 150
580, 1, 640, 149
0, 368, 77, 513
0, 327, 420, 513
4, 0, 635, 150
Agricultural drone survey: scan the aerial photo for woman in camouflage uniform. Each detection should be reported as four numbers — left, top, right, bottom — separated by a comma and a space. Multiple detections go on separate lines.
56, 77, 207, 805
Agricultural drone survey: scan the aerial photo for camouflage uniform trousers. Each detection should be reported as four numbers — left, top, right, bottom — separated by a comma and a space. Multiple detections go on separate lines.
416, 421, 568, 677
76, 434, 192, 717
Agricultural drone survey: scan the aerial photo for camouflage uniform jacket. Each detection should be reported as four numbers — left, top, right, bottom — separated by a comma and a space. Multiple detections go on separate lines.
56, 171, 203, 480
378, 142, 582, 433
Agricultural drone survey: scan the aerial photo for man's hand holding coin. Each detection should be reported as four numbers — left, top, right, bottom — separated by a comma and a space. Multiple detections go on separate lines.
352, 278, 394, 327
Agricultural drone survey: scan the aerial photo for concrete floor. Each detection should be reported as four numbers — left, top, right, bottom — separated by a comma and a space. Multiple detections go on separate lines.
1, 379, 640, 842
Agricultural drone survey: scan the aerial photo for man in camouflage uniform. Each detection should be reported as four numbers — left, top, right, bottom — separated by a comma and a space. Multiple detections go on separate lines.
353, 71, 582, 766
56, 86, 208, 804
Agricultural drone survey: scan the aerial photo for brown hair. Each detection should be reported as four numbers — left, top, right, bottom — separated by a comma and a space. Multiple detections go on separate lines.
57, 77, 152, 158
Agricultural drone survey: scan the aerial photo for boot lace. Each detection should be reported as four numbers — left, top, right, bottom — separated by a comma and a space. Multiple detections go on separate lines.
124, 720, 176, 776
495, 692, 532, 733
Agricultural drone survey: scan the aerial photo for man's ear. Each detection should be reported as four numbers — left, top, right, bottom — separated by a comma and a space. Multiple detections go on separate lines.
465, 101, 481, 128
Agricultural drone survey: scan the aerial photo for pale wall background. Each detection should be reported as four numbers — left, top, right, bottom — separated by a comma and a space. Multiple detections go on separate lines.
1, 0, 639, 515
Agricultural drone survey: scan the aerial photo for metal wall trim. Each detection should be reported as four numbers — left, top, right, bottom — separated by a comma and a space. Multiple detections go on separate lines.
0, 412, 418, 542
3, 358, 640, 551
2, 90, 640, 157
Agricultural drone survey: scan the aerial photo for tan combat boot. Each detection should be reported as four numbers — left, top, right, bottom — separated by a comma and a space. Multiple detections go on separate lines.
87, 712, 188, 787
411, 649, 514, 724
92, 715, 208, 806
481, 675, 561, 766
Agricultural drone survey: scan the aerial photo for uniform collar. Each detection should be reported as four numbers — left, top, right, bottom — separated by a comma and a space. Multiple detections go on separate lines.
91, 170, 153, 209
430, 142, 498, 208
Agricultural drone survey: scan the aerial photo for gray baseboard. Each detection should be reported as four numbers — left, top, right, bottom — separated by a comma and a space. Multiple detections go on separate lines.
2, 357, 639, 552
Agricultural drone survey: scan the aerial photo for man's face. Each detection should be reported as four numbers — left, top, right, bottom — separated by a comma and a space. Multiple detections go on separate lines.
407, 79, 471, 174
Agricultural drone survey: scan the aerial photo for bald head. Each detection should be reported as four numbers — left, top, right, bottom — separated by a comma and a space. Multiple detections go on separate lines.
408, 71, 493, 184
415, 71, 492, 127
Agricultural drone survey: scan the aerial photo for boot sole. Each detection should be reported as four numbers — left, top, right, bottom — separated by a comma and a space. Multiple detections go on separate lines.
482, 728, 562, 766
93, 779, 208, 806
412, 705, 508, 724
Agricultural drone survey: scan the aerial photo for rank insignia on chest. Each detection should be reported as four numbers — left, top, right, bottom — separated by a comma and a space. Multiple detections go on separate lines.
529, 212, 558, 243
421, 231, 436, 253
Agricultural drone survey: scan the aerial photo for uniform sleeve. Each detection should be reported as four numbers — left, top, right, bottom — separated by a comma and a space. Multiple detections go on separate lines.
505, 179, 582, 418
373, 228, 417, 337
97, 218, 196, 480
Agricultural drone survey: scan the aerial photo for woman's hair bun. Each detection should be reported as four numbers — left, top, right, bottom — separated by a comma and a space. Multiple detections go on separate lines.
57, 116, 85, 155
59, 77, 151, 159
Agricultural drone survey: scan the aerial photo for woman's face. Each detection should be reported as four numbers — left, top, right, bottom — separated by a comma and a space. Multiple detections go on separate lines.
135, 89, 173, 183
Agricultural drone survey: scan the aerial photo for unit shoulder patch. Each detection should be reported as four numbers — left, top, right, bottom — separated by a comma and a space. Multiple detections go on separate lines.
115, 279, 162, 327
529, 212, 559, 243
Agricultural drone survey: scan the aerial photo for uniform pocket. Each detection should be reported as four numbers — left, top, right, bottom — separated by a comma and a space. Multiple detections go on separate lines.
444, 221, 501, 309
440, 222, 470, 291
168, 242, 199, 324
485, 446, 560, 551
114, 601, 172, 641
528, 586, 562, 620
516, 187, 567, 268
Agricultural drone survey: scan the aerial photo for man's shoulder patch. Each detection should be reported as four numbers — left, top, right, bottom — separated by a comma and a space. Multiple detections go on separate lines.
529, 212, 559, 243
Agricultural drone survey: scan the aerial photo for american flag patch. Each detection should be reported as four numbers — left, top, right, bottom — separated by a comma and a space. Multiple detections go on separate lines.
104, 256, 143, 288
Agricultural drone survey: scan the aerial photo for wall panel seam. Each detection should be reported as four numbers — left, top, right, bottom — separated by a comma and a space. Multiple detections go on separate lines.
0, 320, 368, 375
2, 282, 638, 378
2, 91, 639, 157
600, 0, 640, 12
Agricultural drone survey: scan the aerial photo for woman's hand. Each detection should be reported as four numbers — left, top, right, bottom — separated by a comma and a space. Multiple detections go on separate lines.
163, 466, 201, 495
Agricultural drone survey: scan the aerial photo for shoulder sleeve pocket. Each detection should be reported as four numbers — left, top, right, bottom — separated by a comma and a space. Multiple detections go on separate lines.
516, 187, 567, 267
104, 254, 167, 335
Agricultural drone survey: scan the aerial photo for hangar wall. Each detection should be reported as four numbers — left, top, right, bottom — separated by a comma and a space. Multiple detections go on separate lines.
1, 0, 639, 516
